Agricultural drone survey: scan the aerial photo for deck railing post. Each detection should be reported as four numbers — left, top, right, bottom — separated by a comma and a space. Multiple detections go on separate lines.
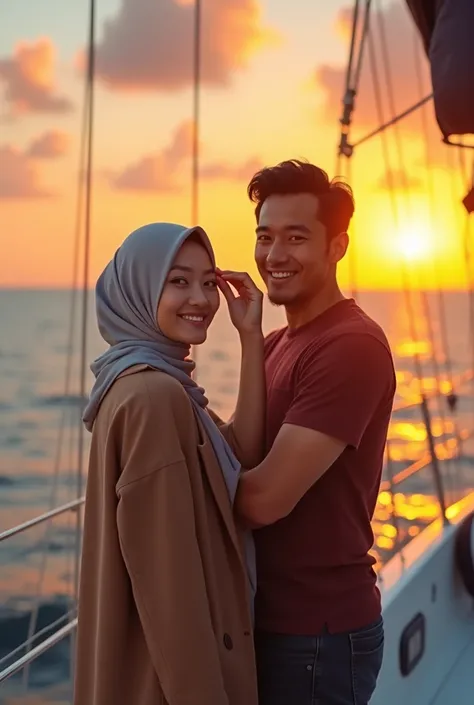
385, 439, 406, 568
420, 394, 450, 525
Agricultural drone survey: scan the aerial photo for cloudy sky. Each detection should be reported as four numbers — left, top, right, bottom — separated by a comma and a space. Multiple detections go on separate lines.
1, 0, 469, 288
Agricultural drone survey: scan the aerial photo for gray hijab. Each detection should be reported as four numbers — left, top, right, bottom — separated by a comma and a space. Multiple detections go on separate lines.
83, 222, 256, 604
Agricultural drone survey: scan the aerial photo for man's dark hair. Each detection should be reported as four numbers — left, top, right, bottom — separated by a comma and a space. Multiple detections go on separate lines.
247, 159, 355, 239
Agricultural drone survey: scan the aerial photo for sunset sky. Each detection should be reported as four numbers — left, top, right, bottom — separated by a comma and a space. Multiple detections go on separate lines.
1, 0, 472, 290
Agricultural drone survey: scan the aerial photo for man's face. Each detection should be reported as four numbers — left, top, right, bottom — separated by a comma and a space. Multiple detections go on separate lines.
254, 193, 347, 308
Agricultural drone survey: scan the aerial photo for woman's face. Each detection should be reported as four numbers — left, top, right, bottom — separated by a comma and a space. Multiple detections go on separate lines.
156, 238, 220, 345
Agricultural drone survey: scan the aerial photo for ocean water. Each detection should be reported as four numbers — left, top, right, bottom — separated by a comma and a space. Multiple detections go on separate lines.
1, 288, 473, 704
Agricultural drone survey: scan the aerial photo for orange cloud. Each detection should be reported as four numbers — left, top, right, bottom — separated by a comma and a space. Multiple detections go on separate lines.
112, 122, 193, 191
112, 121, 261, 191
0, 145, 54, 199
27, 130, 71, 159
0, 38, 73, 116
200, 159, 262, 181
93, 0, 275, 92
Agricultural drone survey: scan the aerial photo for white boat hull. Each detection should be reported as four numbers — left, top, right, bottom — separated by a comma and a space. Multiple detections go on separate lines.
373, 494, 474, 704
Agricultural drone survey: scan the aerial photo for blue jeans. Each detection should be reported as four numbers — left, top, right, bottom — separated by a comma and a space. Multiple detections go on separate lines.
255, 617, 384, 705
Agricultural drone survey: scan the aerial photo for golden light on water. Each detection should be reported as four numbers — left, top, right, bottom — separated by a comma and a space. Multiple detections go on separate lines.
371, 491, 442, 566
395, 340, 432, 359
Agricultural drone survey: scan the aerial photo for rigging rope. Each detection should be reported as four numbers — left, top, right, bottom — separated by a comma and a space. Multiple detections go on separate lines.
336, 0, 372, 171
446, 145, 474, 343
413, 37, 454, 390
337, 1, 451, 521
413, 31, 463, 448
336, 0, 373, 299
374, 1, 452, 457
411, 28, 462, 500
336, 0, 360, 177
343, 0, 361, 101
384, 440, 405, 568
74, 0, 96, 605
351, 93, 433, 150
375, 3, 453, 510
457, 145, 474, 412
445, 145, 474, 452
76, 0, 96, 516
344, 157, 357, 299
20, 15, 95, 691
366, 13, 448, 522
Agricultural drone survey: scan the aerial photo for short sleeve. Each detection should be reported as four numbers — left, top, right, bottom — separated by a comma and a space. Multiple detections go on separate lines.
264, 328, 285, 356
284, 333, 395, 448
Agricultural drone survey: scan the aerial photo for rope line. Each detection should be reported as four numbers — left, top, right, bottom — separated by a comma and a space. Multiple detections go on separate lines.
337, 0, 373, 170
75, 0, 96, 603
366, 12, 448, 522
352, 93, 433, 149
412, 29, 463, 499
20, 2, 96, 692
336, 0, 374, 298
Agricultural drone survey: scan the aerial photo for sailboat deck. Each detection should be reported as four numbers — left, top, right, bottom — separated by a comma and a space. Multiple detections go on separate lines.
430, 634, 474, 705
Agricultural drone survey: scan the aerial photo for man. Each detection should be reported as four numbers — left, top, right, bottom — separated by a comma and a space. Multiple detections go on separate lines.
236, 159, 396, 705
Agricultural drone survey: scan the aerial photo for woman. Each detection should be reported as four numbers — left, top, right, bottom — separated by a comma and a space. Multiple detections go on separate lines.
74, 222, 265, 705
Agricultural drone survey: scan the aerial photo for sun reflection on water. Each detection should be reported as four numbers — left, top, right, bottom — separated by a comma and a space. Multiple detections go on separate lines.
371, 489, 445, 571
370, 301, 474, 571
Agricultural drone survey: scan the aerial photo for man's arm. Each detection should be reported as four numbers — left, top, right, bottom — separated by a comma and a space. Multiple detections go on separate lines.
236, 424, 345, 527
235, 333, 395, 527
220, 332, 266, 467
209, 329, 283, 467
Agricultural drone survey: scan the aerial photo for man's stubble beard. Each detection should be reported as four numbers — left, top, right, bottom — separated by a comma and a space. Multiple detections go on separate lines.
266, 285, 320, 311
266, 293, 284, 308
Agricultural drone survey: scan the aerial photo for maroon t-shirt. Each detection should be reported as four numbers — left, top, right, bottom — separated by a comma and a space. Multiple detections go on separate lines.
254, 298, 396, 635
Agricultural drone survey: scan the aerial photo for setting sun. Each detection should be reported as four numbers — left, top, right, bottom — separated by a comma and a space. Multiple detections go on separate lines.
396, 224, 432, 262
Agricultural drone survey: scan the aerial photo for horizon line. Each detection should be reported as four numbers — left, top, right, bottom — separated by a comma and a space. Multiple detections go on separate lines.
0, 286, 470, 294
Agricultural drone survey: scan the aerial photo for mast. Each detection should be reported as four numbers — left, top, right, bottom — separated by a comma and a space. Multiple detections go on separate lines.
192, 0, 201, 227
191, 0, 202, 373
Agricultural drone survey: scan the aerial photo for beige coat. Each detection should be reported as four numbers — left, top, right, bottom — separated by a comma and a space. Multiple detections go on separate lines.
73, 368, 258, 705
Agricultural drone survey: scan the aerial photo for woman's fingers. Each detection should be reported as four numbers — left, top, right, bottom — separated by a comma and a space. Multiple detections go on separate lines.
217, 270, 263, 333
216, 275, 236, 306
218, 271, 263, 299
219, 270, 252, 281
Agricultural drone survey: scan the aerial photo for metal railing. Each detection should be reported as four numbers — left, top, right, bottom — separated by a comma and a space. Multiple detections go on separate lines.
392, 368, 473, 414
0, 619, 77, 685
380, 428, 471, 494
0, 497, 85, 545
0, 497, 84, 685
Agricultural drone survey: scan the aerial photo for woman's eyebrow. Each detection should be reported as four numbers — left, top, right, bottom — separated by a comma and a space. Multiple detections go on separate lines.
169, 265, 215, 274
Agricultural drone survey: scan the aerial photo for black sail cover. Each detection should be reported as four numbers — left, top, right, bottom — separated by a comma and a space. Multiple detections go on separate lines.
405, 0, 474, 141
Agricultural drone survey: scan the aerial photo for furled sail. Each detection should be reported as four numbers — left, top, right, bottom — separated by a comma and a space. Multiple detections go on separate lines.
405, 0, 474, 142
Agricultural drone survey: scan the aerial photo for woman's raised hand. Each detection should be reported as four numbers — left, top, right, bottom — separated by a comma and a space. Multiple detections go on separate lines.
216, 269, 263, 338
